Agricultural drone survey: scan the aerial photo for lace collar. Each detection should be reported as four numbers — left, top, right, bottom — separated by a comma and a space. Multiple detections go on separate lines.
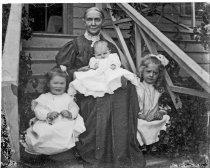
84, 31, 101, 47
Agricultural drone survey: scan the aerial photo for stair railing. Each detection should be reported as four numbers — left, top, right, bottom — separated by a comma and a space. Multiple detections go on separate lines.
2, 4, 22, 161
105, 4, 210, 158
106, 3, 210, 100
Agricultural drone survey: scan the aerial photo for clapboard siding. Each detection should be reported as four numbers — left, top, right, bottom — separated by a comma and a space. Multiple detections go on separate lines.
31, 63, 56, 75
156, 43, 209, 53
179, 64, 210, 77
22, 36, 74, 48
24, 50, 58, 60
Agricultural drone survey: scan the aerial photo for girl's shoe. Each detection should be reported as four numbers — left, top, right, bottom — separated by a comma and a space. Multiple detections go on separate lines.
151, 145, 157, 152
140, 145, 147, 152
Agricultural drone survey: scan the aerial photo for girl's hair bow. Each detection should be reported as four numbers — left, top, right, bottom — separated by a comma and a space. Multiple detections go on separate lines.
150, 54, 169, 66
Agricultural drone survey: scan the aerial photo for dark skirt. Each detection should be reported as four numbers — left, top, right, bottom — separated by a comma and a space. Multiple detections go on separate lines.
76, 83, 146, 168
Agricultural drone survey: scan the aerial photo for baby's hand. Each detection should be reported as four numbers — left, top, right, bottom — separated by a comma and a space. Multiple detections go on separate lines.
47, 111, 60, 124
94, 63, 99, 69
60, 110, 72, 119
110, 64, 116, 70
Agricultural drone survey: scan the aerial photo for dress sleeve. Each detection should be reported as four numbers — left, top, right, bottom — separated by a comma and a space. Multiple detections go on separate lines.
55, 40, 78, 81
109, 53, 121, 68
68, 97, 79, 119
123, 73, 140, 87
135, 84, 145, 114
32, 94, 52, 121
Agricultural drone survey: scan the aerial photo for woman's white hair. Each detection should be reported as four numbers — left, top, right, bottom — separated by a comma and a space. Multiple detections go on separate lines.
83, 7, 105, 19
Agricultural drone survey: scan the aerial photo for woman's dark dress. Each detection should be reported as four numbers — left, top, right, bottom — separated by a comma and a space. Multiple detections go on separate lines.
56, 35, 145, 168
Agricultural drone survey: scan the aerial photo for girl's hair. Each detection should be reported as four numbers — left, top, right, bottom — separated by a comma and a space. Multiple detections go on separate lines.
139, 54, 166, 93
83, 7, 105, 19
44, 67, 67, 93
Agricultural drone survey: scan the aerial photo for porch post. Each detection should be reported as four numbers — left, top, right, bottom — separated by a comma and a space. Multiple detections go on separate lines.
134, 23, 142, 74
2, 4, 22, 161
191, 2, 196, 28
206, 105, 210, 168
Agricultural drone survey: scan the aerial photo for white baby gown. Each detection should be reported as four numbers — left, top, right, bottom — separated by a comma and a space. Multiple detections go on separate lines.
68, 53, 133, 98
124, 74, 170, 146
24, 93, 86, 155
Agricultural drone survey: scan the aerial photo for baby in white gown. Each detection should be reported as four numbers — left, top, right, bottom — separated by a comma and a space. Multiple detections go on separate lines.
68, 40, 133, 98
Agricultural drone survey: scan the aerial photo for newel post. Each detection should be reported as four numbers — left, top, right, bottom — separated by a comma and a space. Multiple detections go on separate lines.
2, 3, 22, 161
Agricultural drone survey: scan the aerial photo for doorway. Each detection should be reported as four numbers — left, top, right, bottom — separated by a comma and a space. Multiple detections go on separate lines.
28, 4, 63, 33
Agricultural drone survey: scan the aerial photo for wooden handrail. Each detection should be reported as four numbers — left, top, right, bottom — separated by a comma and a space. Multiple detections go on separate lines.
118, 3, 210, 94
107, 3, 136, 73
2, 4, 22, 161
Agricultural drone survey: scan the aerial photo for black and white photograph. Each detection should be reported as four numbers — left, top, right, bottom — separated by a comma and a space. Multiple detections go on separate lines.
1, 2, 210, 168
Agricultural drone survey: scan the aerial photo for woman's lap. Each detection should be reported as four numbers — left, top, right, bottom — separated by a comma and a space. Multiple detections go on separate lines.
76, 83, 146, 167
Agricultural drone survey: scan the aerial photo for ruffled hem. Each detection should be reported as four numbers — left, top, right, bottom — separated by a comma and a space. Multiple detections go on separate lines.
69, 69, 133, 98
137, 115, 170, 146
24, 115, 86, 155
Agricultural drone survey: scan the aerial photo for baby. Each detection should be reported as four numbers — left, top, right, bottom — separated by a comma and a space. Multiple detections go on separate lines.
67, 40, 133, 98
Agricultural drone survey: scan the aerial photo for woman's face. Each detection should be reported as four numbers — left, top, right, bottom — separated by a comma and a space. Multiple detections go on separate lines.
49, 75, 66, 95
84, 10, 104, 36
143, 63, 159, 84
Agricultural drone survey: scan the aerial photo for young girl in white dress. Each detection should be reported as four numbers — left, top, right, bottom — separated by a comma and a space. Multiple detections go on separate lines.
24, 67, 86, 155
67, 40, 133, 98
124, 54, 170, 146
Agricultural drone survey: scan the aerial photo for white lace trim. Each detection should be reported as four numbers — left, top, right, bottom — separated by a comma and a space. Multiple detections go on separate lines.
84, 31, 101, 47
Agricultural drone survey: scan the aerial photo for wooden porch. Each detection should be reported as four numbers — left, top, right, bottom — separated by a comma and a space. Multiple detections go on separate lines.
2, 3, 210, 168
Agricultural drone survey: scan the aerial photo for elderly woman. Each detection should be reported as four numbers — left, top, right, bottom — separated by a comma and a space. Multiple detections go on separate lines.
56, 7, 145, 168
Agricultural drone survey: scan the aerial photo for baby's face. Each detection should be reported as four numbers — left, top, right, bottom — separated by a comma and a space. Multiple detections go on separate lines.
94, 45, 110, 59
49, 75, 66, 95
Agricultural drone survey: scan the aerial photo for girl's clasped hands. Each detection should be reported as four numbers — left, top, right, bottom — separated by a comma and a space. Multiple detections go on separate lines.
47, 110, 73, 124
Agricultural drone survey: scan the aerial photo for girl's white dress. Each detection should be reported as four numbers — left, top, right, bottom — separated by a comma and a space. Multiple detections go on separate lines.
124, 74, 170, 146
68, 53, 133, 98
24, 93, 86, 155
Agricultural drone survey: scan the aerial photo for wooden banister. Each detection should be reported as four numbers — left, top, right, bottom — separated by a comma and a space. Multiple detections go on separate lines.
139, 27, 182, 109
118, 3, 210, 94
2, 4, 22, 161
107, 3, 136, 73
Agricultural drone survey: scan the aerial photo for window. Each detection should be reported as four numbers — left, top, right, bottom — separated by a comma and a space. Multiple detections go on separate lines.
28, 4, 63, 33
181, 2, 204, 17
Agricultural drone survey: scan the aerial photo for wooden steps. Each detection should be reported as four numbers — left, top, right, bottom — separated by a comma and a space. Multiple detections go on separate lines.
14, 154, 172, 168
22, 25, 210, 92
22, 33, 76, 76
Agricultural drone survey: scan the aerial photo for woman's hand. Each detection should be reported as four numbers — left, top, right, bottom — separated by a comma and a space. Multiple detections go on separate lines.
153, 111, 164, 120
137, 113, 146, 120
121, 75, 128, 89
78, 66, 91, 72
60, 110, 72, 119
